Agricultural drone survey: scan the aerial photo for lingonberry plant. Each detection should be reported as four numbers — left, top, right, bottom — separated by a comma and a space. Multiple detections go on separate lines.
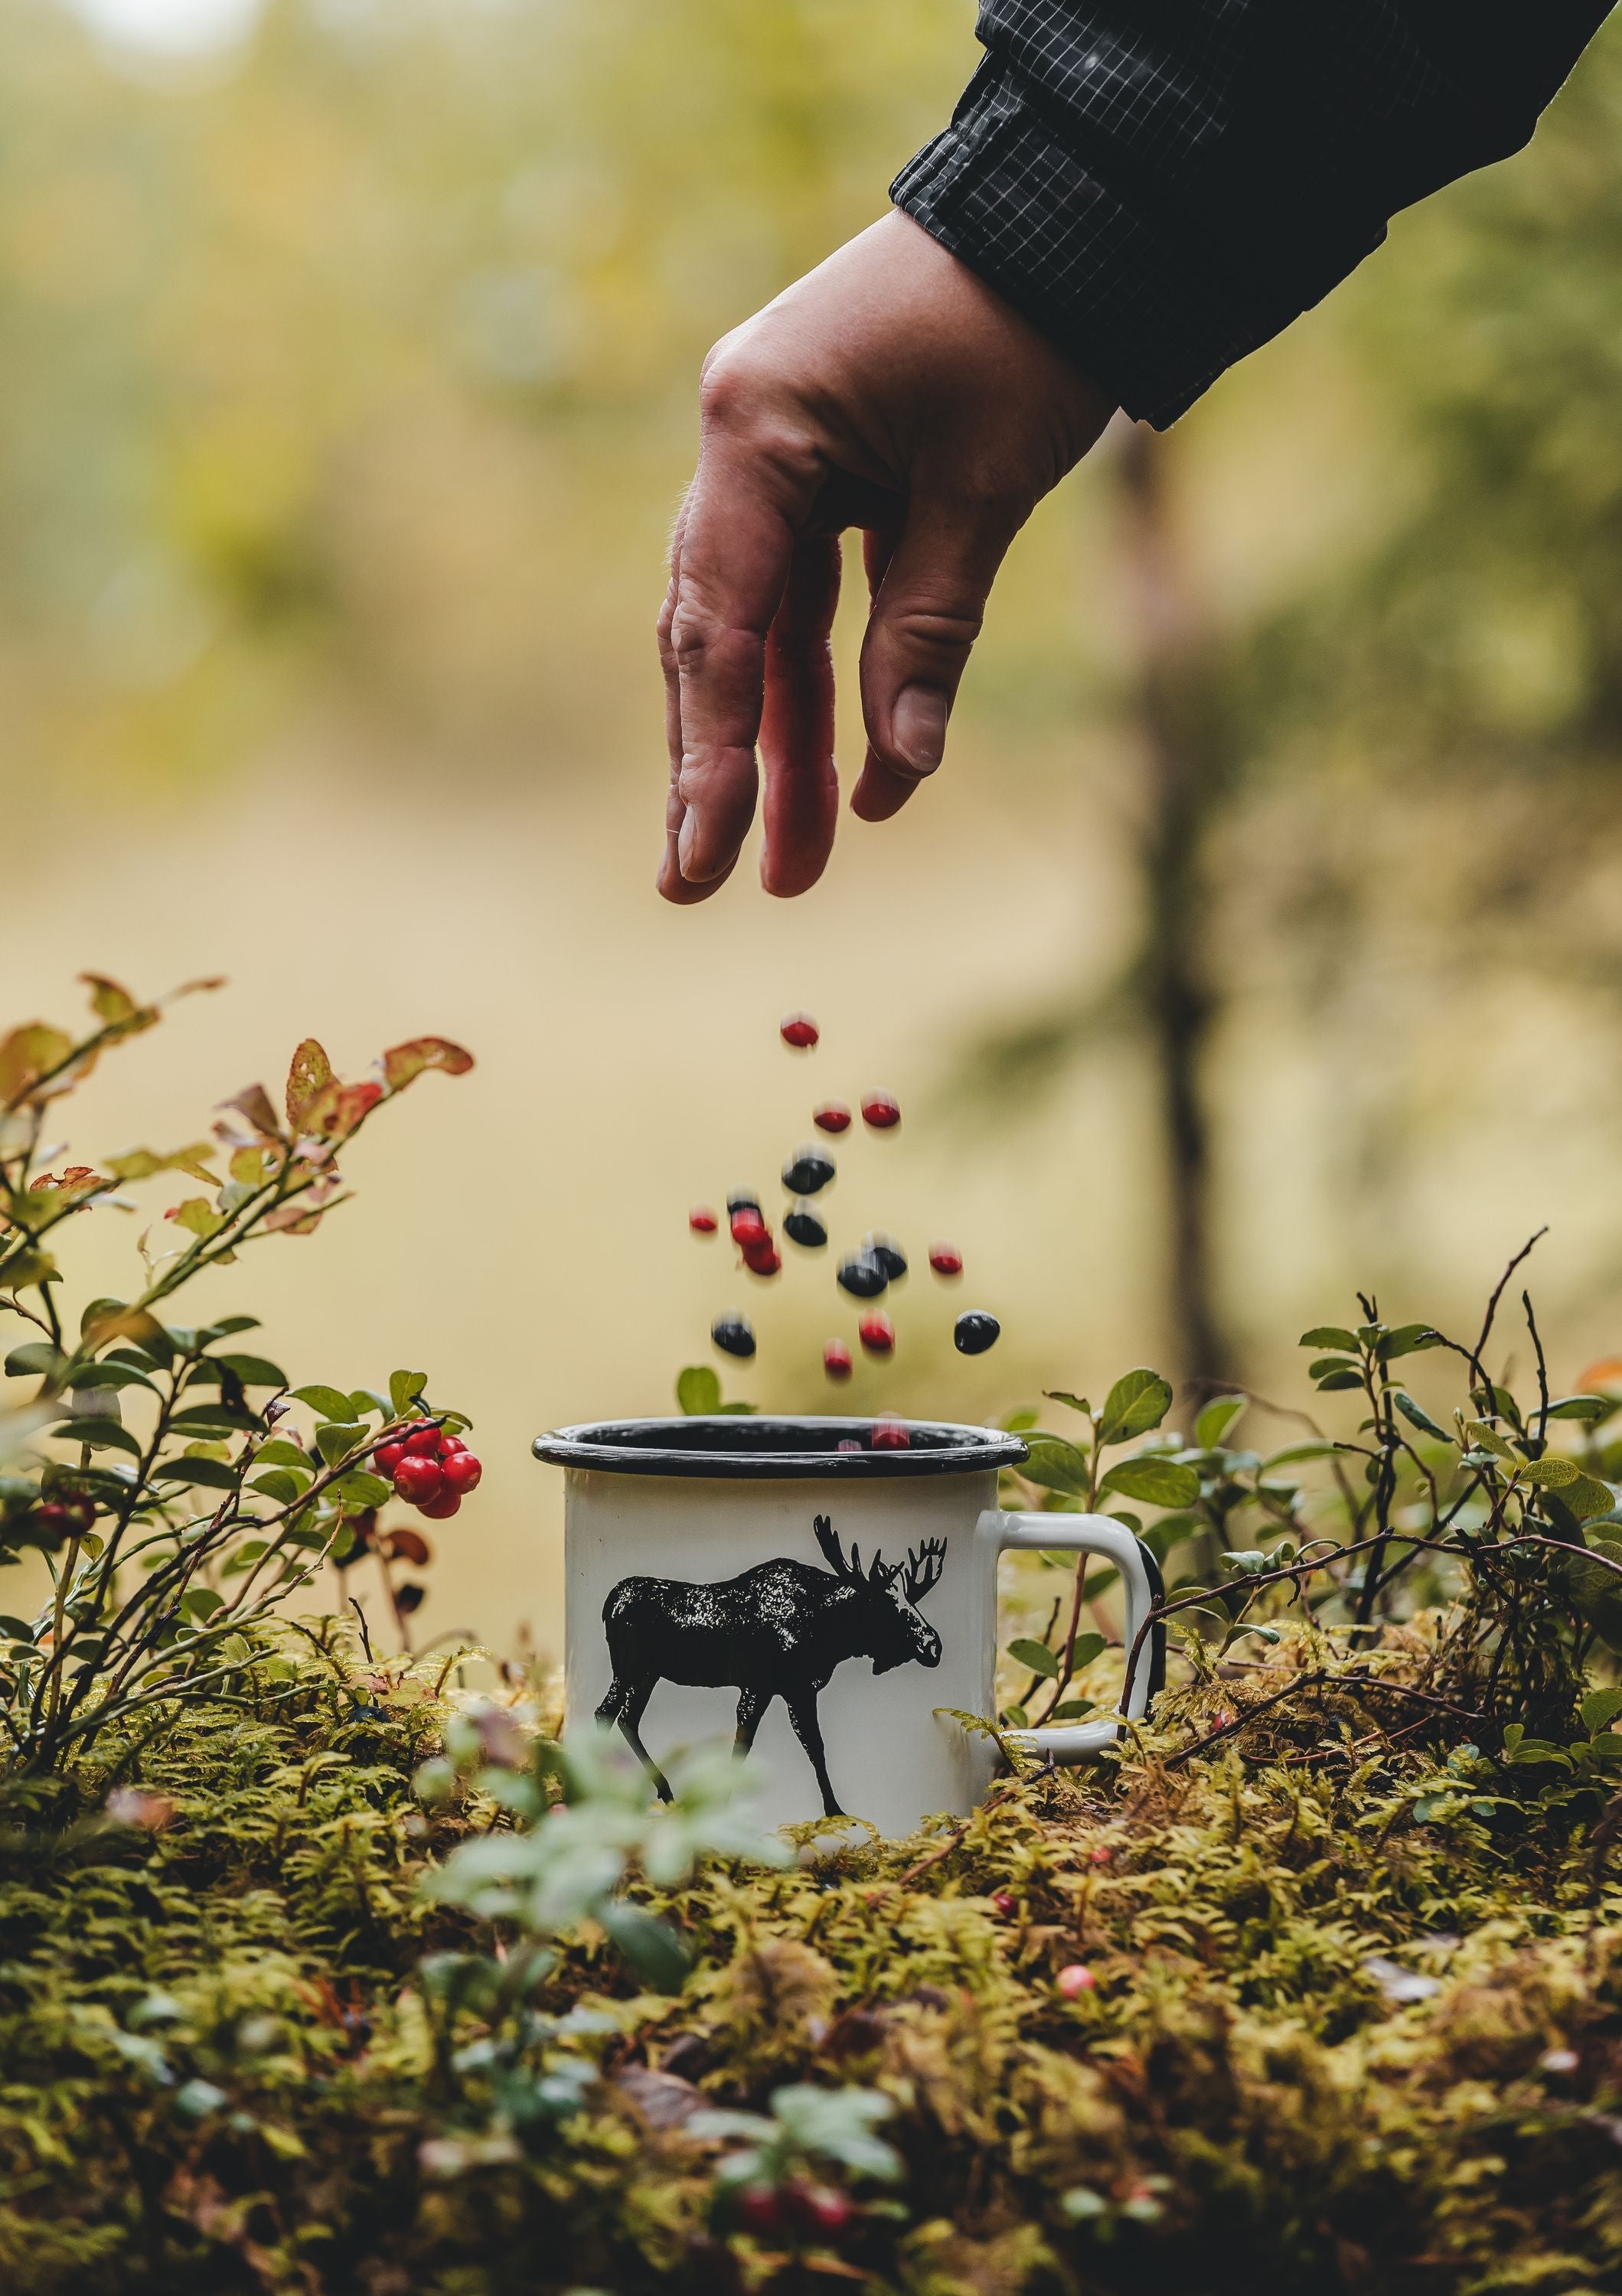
0, 973, 474, 1772
998, 1235, 1622, 1757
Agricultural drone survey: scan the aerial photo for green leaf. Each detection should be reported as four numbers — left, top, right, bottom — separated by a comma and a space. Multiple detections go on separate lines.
348, 1390, 389, 1420
51, 1417, 141, 1456
250, 1471, 302, 1504
1300, 1326, 1358, 1352
1563, 1474, 1617, 1522
1546, 1394, 1620, 1424
1070, 1632, 1107, 1671
208, 1355, 287, 1390
1315, 1371, 1364, 1393
676, 1365, 721, 1417
1261, 1441, 1340, 1466
1041, 1391, 1092, 1420
1379, 1323, 1441, 1360
314, 1422, 365, 1466
1309, 1356, 1354, 1380
292, 1384, 352, 1421
1020, 1434, 1092, 1499
1000, 1704, 1029, 1730
596, 1901, 689, 1994
181, 1588, 224, 1623
5, 1342, 66, 1381
1050, 1700, 1095, 1722
1098, 1456, 1199, 1508
1393, 1391, 1452, 1442
1000, 1407, 1040, 1433
1581, 1688, 1622, 1737
253, 1440, 312, 1470
715, 1401, 757, 1414
1007, 1638, 1060, 1680
64, 1361, 156, 1395
1143, 1514, 1199, 1564
1193, 1394, 1245, 1450
1519, 1455, 1579, 1488
170, 1404, 263, 1436
153, 1457, 241, 1489
1462, 1420, 1516, 1460
1098, 1369, 1172, 1446
335, 1470, 393, 1509
389, 1369, 428, 1417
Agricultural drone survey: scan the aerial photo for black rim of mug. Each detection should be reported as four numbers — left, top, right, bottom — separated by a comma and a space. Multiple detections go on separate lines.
532, 1415, 1030, 1480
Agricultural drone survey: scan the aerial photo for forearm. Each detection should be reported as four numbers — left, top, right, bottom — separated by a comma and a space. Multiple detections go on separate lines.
893, 0, 1615, 427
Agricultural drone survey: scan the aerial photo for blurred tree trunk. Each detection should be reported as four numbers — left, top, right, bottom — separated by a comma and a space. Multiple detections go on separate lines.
1115, 421, 1229, 1389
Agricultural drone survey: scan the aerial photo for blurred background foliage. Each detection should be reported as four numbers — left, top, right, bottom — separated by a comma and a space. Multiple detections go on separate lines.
2, 0, 1619, 1647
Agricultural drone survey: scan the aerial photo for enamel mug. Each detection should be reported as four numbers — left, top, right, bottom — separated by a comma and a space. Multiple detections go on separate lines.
534, 1415, 1166, 1839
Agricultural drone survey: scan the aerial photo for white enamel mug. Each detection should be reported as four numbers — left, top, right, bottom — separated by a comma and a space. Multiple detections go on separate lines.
534, 1414, 1165, 1839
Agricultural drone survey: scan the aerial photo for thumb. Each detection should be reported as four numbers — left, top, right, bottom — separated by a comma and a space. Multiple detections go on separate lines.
853, 496, 1014, 822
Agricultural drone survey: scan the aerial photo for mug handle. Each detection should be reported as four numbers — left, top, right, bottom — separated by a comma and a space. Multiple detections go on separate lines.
977, 1509, 1166, 1760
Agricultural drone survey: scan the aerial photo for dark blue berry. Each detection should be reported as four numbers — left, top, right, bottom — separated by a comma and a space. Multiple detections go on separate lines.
711, 1313, 756, 1359
784, 1202, 827, 1249
953, 1311, 1000, 1355
863, 1233, 907, 1281
782, 1146, 835, 1195
837, 1252, 889, 1300
726, 1189, 762, 1216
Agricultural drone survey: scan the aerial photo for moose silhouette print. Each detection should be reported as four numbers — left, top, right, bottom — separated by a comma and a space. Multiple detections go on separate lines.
595, 1516, 948, 1816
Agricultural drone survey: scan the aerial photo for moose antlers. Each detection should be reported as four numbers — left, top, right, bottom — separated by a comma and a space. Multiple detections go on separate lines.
814, 1516, 947, 1606
903, 1538, 946, 1605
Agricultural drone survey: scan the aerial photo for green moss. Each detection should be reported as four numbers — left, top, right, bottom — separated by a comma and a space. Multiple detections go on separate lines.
2, 1626, 1620, 2296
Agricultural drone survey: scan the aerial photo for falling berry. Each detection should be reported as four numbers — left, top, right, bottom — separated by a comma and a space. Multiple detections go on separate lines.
837, 1252, 888, 1300
712, 1313, 756, 1359
442, 1450, 482, 1492
393, 1456, 443, 1505
858, 1312, 895, 1356
870, 1416, 909, 1449
418, 1489, 462, 1521
782, 1146, 835, 1195
860, 1091, 900, 1130
785, 1202, 827, 1249
780, 1013, 819, 1050
837, 1438, 863, 1453
689, 1205, 719, 1234
1056, 1964, 1095, 1998
726, 1189, 762, 1215
823, 1339, 853, 1381
954, 1311, 1000, 1355
863, 1233, 907, 1281
990, 1891, 1017, 1919
742, 1243, 782, 1277
928, 1242, 964, 1278
730, 1206, 769, 1249
812, 1101, 851, 1134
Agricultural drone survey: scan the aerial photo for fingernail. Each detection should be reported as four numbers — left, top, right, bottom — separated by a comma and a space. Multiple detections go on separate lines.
677, 810, 701, 878
893, 685, 948, 773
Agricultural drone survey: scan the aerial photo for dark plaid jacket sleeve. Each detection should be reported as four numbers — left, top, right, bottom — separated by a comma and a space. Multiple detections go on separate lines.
892, 2, 1615, 427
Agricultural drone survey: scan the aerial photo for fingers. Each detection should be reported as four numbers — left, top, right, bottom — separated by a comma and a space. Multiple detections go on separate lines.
850, 494, 1017, 824
655, 389, 822, 905
759, 534, 841, 898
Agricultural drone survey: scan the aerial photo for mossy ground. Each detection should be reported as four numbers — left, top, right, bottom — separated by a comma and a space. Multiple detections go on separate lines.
2, 1626, 1620, 2296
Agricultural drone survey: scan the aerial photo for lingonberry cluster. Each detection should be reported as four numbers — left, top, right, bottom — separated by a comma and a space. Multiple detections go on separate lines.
735, 2179, 853, 2240
690, 1011, 1001, 1385
374, 1421, 481, 1520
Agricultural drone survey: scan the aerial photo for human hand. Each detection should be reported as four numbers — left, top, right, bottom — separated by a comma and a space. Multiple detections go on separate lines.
657, 210, 1116, 903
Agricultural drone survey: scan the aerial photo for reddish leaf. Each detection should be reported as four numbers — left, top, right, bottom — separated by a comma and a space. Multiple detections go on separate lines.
220, 1084, 284, 1140
383, 1037, 475, 1093
262, 1202, 325, 1237
285, 1040, 336, 1133
79, 974, 141, 1026
331, 1081, 384, 1135
394, 1582, 427, 1614
385, 1526, 431, 1567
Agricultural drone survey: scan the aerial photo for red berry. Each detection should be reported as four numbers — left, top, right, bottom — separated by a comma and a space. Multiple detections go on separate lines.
990, 1891, 1017, 1918
737, 2185, 782, 2235
802, 2187, 853, 2237
823, 1339, 853, 1381
928, 1242, 963, 1278
439, 1433, 466, 1456
812, 1101, 850, 1134
442, 1450, 481, 1492
742, 1244, 782, 1277
417, 1489, 462, 1520
374, 1440, 407, 1476
858, 1313, 895, 1356
730, 1208, 769, 1249
393, 1456, 443, 1505
1089, 1845, 1112, 1866
689, 1205, 719, 1234
780, 1013, 819, 1050
403, 1427, 442, 1457
860, 1091, 900, 1130
1057, 1963, 1095, 1998
870, 1416, 909, 1449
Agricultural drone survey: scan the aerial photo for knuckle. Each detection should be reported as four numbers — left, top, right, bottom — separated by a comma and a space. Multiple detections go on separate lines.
697, 347, 767, 431
885, 602, 984, 661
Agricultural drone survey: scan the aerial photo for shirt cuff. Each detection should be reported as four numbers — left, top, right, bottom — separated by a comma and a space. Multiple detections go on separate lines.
892, 57, 1288, 430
